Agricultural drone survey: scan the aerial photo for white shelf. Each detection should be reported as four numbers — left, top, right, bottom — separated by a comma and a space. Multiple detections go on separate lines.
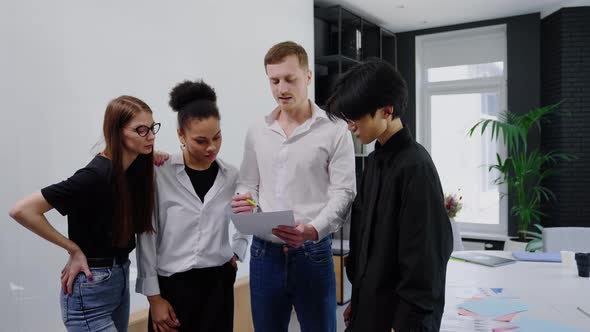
460, 231, 508, 242
332, 239, 350, 251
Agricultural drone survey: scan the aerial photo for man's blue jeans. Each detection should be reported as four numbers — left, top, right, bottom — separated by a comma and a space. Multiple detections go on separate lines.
250, 236, 336, 332
60, 260, 130, 332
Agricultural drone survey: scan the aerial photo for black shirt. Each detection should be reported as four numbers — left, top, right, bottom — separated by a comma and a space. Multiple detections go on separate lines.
41, 155, 134, 258
346, 127, 453, 332
185, 161, 219, 202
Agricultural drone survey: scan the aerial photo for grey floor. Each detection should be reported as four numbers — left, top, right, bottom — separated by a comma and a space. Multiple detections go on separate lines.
287, 304, 348, 332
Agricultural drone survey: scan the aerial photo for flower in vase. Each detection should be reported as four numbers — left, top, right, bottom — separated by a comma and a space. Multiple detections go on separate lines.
444, 192, 463, 218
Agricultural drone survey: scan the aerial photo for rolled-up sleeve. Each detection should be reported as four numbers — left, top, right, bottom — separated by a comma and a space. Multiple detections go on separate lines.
135, 187, 160, 296
228, 205, 250, 261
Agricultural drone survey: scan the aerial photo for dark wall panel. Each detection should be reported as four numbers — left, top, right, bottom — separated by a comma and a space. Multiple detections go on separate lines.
541, 7, 590, 228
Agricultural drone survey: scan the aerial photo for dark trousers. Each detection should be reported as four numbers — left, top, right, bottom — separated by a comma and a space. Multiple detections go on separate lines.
148, 262, 236, 332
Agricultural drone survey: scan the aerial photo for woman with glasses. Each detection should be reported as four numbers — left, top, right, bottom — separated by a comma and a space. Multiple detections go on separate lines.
9, 95, 160, 332
136, 80, 248, 332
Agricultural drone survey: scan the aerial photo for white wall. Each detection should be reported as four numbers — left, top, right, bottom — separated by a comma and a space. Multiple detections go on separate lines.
0, 1, 314, 331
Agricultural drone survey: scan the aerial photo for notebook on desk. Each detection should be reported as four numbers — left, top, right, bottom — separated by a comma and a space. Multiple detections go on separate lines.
512, 252, 561, 262
452, 252, 516, 267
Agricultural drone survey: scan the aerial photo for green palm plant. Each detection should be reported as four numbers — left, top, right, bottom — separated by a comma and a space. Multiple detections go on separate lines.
468, 103, 575, 242
522, 223, 544, 252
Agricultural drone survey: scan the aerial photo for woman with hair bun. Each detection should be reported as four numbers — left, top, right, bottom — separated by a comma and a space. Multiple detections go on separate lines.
136, 80, 247, 332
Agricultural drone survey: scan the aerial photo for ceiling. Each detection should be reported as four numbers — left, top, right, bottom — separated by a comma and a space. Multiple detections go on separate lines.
315, 0, 590, 32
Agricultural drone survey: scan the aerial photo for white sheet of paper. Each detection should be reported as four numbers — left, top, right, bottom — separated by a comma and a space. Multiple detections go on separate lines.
231, 210, 296, 236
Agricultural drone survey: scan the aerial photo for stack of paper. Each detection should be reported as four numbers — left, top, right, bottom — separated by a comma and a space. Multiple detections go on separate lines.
458, 298, 529, 319
501, 317, 587, 332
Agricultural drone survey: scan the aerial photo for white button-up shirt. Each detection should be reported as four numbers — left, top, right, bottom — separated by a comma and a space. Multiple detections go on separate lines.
237, 102, 356, 243
135, 153, 249, 296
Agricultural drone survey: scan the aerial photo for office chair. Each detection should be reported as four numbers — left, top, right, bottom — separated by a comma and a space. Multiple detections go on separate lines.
543, 227, 590, 252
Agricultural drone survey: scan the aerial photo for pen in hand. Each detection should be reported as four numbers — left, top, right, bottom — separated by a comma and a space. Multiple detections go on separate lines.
234, 192, 258, 213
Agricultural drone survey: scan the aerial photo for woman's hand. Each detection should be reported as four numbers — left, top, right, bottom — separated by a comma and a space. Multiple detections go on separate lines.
148, 295, 180, 332
230, 254, 239, 271
154, 151, 170, 167
61, 247, 92, 296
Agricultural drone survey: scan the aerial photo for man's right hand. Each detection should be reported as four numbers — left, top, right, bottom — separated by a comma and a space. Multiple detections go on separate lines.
344, 303, 352, 328
231, 192, 255, 214
148, 295, 180, 332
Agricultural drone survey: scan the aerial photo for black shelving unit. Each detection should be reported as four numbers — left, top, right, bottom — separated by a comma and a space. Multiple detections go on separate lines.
314, 4, 397, 305
381, 28, 397, 67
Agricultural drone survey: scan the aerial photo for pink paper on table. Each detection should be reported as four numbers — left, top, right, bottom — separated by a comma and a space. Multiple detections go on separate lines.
458, 308, 477, 316
459, 308, 519, 322
492, 326, 518, 332
494, 312, 519, 322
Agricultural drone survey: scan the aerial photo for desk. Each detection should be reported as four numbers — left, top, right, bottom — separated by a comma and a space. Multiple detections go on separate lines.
443, 251, 590, 331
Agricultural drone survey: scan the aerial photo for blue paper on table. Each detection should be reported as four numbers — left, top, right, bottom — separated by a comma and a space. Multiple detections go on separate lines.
458, 298, 529, 318
490, 287, 503, 294
513, 317, 586, 332
512, 252, 561, 262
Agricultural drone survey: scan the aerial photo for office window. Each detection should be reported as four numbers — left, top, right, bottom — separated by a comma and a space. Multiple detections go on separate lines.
416, 25, 508, 235
427, 61, 504, 83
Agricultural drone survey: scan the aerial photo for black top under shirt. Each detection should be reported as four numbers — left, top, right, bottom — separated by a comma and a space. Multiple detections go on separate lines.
184, 161, 219, 202
41, 155, 134, 258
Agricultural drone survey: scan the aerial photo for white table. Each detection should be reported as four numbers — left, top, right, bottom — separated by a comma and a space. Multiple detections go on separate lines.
443, 251, 590, 331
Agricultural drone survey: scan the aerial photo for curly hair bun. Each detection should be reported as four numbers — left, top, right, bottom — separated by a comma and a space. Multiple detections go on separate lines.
169, 80, 217, 112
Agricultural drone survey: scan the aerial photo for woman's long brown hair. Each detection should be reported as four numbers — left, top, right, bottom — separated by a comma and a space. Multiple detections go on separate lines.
103, 96, 155, 247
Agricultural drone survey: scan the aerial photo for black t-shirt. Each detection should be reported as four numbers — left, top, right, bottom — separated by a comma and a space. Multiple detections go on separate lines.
41, 155, 134, 258
184, 161, 219, 202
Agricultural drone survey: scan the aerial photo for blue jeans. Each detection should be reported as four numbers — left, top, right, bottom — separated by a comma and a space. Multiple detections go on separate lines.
60, 260, 130, 332
250, 236, 336, 332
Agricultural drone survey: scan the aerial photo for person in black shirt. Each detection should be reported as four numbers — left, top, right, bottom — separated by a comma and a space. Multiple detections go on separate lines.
325, 60, 453, 332
9, 95, 159, 332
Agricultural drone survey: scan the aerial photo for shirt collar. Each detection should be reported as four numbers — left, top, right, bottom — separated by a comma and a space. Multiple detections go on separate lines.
264, 100, 328, 127
170, 152, 228, 174
374, 125, 414, 155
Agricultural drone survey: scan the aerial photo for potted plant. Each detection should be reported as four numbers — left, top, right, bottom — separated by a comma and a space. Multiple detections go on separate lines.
522, 223, 544, 252
468, 103, 574, 249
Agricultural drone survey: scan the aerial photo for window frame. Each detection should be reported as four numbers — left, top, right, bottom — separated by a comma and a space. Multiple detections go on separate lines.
415, 25, 508, 236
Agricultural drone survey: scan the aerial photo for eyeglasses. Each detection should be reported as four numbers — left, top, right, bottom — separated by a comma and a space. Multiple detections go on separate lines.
127, 123, 161, 137
341, 113, 358, 130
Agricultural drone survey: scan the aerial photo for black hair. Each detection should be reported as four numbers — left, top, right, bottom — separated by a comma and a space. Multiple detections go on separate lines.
169, 80, 220, 131
325, 59, 408, 121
